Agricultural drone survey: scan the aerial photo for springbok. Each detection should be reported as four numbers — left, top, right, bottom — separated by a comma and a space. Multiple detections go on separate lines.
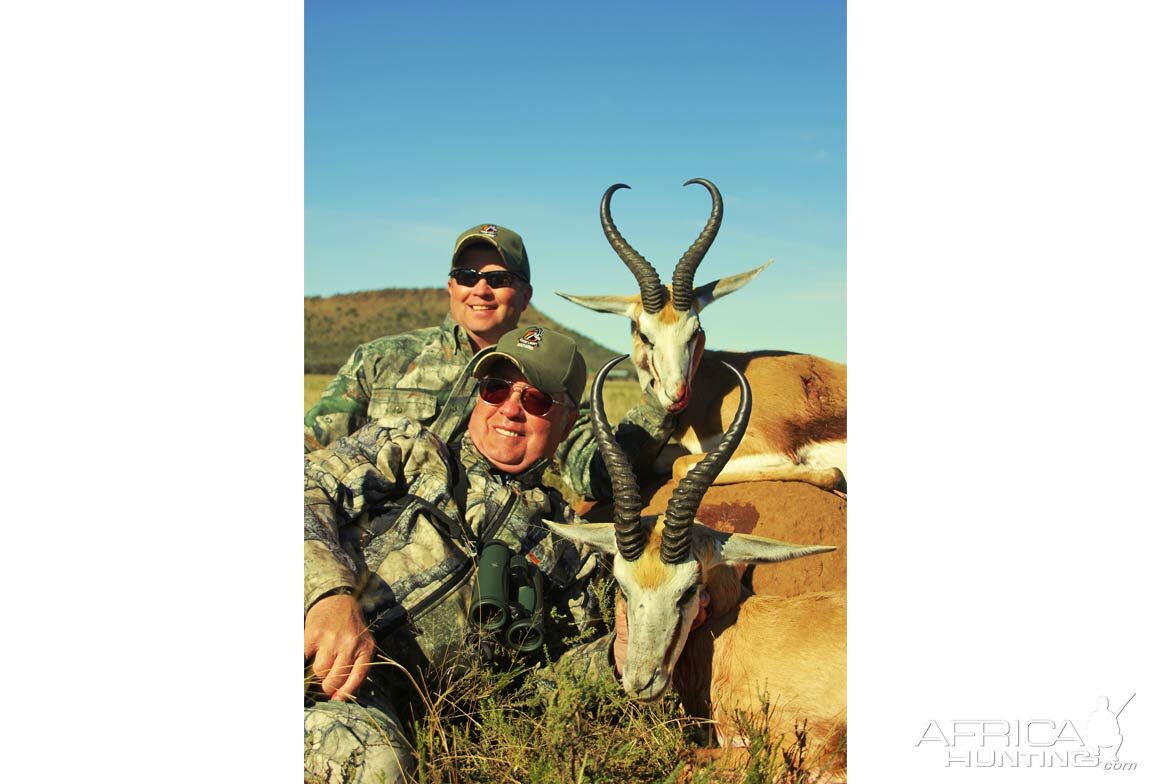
547, 356, 846, 777
558, 179, 846, 491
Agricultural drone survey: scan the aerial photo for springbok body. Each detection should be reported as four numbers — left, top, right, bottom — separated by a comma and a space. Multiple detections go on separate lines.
675, 579, 846, 778
547, 356, 845, 779
558, 179, 846, 491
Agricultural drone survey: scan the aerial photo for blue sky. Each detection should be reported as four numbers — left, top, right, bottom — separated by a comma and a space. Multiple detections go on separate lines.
306, 0, 845, 361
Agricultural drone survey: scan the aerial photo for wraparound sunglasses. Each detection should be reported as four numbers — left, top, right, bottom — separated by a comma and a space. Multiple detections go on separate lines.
449, 268, 525, 289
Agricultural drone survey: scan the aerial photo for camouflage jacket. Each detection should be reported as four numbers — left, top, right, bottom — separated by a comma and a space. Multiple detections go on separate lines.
304, 418, 612, 702
304, 314, 477, 450
304, 313, 678, 500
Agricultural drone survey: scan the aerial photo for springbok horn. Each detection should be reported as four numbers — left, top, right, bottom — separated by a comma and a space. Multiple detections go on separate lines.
660, 361, 751, 564
590, 355, 647, 561
671, 178, 724, 312
601, 184, 666, 315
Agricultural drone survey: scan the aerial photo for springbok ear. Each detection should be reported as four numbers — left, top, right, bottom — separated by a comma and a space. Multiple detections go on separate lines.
695, 525, 835, 565
544, 520, 620, 555
692, 262, 773, 311
555, 292, 639, 317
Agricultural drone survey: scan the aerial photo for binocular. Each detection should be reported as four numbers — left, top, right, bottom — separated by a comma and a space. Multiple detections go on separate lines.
469, 540, 545, 653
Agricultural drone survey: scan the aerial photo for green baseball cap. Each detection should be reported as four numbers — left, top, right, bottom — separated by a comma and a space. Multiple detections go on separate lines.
473, 326, 586, 405
451, 224, 531, 284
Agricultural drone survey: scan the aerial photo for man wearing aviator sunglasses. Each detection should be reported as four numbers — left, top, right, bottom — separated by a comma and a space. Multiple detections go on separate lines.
305, 326, 613, 783
468, 326, 585, 475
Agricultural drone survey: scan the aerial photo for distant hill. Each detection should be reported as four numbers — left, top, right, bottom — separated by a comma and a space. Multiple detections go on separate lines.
305, 288, 634, 379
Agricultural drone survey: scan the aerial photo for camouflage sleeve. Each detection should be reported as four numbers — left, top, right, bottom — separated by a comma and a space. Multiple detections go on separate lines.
530, 493, 614, 645
532, 502, 622, 696
546, 547, 611, 641
303, 420, 421, 613
533, 507, 619, 695
533, 630, 620, 699
553, 391, 678, 501
304, 345, 374, 453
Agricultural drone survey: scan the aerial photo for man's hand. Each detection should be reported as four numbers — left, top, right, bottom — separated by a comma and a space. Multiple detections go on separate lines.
304, 592, 375, 701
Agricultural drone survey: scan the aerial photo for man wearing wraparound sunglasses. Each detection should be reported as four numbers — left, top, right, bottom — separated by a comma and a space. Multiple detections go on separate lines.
304, 223, 676, 501
305, 326, 624, 784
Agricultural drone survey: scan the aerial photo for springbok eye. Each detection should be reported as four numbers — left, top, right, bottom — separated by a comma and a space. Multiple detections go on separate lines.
676, 586, 698, 608
638, 332, 653, 347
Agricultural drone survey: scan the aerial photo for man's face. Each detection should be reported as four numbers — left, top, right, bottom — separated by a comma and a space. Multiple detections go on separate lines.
468, 363, 575, 474
448, 245, 532, 349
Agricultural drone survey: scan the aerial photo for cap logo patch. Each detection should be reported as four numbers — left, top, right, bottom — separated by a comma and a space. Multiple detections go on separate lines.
480, 224, 498, 237
517, 327, 544, 350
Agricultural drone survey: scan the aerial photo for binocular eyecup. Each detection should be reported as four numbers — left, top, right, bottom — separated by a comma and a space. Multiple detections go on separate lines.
469, 541, 545, 653
505, 554, 545, 652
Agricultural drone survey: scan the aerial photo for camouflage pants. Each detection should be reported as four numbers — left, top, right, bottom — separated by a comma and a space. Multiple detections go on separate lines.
304, 696, 414, 784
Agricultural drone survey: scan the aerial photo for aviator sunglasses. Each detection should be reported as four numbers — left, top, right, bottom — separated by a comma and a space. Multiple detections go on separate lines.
478, 377, 565, 417
449, 268, 524, 289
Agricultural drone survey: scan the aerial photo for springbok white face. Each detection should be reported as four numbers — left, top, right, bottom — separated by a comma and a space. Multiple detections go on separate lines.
633, 306, 702, 413
560, 265, 768, 412
546, 518, 834, 700
555, 351, 835, 701
556, 178, 770, 413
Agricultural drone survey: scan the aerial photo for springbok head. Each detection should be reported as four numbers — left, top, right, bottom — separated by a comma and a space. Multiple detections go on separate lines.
557, 178, 769, 413
547, 356, 834, 701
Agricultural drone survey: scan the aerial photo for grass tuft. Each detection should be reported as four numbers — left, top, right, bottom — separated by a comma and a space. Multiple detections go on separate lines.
387, 590, 822, 784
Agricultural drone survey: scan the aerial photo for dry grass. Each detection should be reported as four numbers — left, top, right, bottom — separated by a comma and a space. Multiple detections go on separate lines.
303, 580, 821, 784
305, 374, 333, 412
397, 655, 824, 784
